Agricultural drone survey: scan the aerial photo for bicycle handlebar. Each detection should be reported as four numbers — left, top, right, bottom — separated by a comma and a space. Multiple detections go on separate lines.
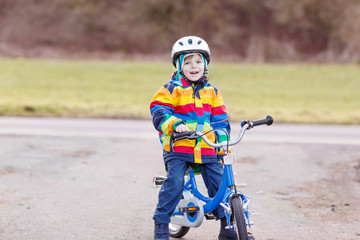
171, 115, 273, 149
252, 115, 273, 127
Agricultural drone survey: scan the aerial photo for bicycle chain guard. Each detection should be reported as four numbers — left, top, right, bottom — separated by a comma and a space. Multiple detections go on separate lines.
170, 191, 204, 228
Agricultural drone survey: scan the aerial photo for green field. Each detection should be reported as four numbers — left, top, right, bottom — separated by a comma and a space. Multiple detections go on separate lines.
0, 58, 359, 124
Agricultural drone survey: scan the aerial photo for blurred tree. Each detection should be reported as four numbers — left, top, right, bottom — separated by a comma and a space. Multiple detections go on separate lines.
0, 0, 359, 62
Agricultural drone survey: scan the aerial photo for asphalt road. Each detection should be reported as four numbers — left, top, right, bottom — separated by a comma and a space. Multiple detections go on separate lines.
0, 117, 360, 240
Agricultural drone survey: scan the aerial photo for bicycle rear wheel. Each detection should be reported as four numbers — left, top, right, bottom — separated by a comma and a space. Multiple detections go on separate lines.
230, 197, 248, 240
169, 223, 190, 238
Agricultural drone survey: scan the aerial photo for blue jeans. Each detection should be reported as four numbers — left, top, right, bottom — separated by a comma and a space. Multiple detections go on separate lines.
153, 159, 225, 224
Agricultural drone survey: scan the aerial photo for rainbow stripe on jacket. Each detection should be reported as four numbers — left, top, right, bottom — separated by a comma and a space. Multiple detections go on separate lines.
150, 71, 231, 164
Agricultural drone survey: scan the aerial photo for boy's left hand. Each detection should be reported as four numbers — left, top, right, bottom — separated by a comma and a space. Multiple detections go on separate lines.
175, 124, 189, 133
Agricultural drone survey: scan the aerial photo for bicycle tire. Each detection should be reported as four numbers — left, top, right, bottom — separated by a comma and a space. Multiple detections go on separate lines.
169, 223, 190, 238
230, 197, 248, 240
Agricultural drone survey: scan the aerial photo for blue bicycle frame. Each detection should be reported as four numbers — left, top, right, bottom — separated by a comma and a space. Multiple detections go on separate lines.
172, 162, 251, 227
185, 164, 236, 214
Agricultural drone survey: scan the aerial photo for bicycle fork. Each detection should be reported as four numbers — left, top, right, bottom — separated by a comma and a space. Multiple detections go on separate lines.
222, 158, 252, 229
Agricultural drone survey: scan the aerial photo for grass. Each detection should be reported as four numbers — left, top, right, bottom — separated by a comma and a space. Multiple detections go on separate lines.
0, 58, 359, 124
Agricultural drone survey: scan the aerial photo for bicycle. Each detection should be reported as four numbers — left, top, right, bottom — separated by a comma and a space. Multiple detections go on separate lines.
153, 115, 273, 240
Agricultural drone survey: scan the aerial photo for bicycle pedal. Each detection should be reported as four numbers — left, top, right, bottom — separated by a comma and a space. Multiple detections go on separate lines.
205, 213, 215, 220
153, 176, 167, 187
179, 206, 200, 213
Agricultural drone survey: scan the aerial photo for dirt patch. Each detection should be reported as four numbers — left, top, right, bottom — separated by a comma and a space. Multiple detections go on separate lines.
59, 151, 95, 158
236, 157, 260, 164
290, 158, 360, 223
0, 166, 16, 175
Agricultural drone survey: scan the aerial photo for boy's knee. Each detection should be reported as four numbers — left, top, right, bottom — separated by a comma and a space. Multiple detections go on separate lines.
167, 173, 184, 188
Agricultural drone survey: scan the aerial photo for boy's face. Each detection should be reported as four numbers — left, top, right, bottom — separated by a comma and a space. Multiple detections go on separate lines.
182, 54, 205, 82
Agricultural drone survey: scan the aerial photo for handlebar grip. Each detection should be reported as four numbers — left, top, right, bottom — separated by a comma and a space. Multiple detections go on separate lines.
171, 131, 198, 141
252, 115, 273, 127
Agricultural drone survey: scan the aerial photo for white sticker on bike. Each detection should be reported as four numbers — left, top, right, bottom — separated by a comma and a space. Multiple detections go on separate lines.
223, 155, 234, 165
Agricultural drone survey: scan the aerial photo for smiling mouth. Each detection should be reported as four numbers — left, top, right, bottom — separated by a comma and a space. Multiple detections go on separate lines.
190, 71, 199, 74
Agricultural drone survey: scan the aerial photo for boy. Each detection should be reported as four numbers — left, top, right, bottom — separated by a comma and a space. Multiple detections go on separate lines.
150, 36, 234, 240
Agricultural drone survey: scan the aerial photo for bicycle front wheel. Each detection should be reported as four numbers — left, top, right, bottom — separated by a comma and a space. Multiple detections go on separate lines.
230, 197, 248, 240
169, 223, 190, 238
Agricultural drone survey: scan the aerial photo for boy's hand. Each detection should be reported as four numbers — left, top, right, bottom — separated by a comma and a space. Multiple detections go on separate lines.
175, 124, 189, 133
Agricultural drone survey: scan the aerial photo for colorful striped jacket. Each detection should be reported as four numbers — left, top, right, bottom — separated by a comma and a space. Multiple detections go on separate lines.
150, 72, 231, 164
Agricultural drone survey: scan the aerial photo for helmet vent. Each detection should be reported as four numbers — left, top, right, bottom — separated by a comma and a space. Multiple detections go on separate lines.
179, 41, 183, 46
197, 40, 202, 44
188, 39, 193, 45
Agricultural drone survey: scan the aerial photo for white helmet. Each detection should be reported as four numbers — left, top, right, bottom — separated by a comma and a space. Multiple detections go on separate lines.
171, 36, 211, 67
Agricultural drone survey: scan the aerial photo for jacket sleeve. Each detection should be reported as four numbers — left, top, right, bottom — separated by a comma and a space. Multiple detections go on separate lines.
149, 85, 184, 135
210, 89, 231, 157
